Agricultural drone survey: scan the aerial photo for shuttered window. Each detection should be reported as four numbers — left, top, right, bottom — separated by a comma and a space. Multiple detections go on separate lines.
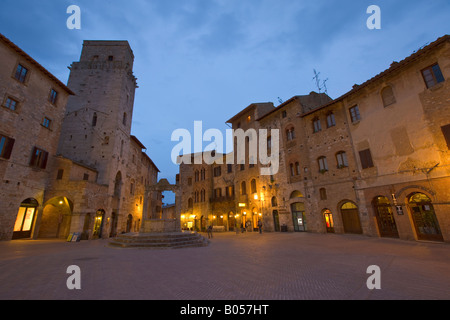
422, 64, 445, 88
29, 147, 48, 169
0, 135, 15, 159
359, 149, 374, 169
442, 124, 450, 149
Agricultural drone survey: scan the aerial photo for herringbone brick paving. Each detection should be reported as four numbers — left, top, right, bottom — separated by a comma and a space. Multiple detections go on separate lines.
0, 232, 449, 300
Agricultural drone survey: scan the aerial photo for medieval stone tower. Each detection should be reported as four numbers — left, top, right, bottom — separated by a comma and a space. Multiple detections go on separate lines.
58, 41, 137, 185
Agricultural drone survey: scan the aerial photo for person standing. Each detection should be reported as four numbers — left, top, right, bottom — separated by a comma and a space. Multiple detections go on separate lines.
258, 220, 263, 234
207, 225, 213, 239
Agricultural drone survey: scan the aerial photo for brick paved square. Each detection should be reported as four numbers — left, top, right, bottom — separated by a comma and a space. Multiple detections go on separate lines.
0, 232, 449, 301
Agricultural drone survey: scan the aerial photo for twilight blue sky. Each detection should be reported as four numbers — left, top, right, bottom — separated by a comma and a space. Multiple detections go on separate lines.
1, 0, 449, 204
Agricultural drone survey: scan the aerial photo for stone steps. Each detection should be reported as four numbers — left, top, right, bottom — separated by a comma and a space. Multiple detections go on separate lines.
108, 232, 209, 249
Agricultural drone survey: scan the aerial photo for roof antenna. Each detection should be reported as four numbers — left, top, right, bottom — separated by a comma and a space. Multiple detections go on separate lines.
313, 69, 328, 95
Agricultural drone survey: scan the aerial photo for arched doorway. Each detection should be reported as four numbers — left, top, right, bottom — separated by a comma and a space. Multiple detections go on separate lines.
82, 213, 91, 240
340, 201, 362, 234
228, 212, 235, 231
39, 197, 73, 239
110, 212, 118, 237
373, 196, 399, 238
323, 209, 334, 233
200, 215, 206, 232
408, 193, 443, 242
126, 214, 133, 233
12, 198, 39, 240
291, 202, 306, 232
273, 210, 280, 232
92, 209, 105, 239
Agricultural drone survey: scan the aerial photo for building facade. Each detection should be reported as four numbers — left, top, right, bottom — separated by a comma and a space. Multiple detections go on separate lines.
0, 35, 161, 241
176, 35, 450, 242
0, 34, 74, 240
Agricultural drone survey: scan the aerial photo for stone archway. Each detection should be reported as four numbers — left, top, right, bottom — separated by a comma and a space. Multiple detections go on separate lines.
39, 197, 74, 239
407, 192, 443, 242
140, 179, 181, 233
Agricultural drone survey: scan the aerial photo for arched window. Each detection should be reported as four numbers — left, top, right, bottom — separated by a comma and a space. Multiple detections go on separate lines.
313, 117, 321, 133
271, 196, 278, 207
114, 172, 122, 197
251, 179, 257, 194
319, 188, 327, 200
286, 127, 295, 141
195, 170, 199, 182
123, 112, 127, 126
92, 112, 97, 127
241, 181, 247, 195
381, 86, 396, 107
188, 198, 193, 208
326, 112, 336, 128
290, 190, 303, 199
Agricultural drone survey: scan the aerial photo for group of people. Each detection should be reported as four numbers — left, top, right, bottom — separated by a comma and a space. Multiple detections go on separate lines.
206, 220, 263, 239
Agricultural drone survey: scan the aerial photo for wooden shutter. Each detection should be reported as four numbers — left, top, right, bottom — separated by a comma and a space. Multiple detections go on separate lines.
359, 149, 374, 169
442, 125, 450, 149
3, 137, 15, 159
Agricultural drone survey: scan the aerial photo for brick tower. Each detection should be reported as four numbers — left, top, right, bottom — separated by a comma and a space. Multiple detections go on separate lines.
58, 41, 138, 185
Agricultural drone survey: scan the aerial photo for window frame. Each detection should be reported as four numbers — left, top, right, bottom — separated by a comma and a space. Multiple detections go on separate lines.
421, 63, 445, 89
42, 117, 52, 129
0, 135, 15, 159
349, 105, 361, 123
441, 124, 450, 149
318, 156, 328, 172
29, 147, 49, 169
381, 86, 396, 107
326, 112, 336, 128
14, 63, 29, 83
359, 148, 374, 169
49, 89, 58, 105
3, 96, 19, 111
336, 151, 349, 168
313, 117, 322, 133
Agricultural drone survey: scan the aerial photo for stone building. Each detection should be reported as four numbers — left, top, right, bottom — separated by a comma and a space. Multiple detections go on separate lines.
176, 34, 450, 242
0, 33, 74, 240
0, 35, 161, 241
47, 40, 161, 240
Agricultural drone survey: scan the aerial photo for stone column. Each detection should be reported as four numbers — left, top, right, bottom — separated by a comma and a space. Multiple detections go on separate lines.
139, 186, 150, 233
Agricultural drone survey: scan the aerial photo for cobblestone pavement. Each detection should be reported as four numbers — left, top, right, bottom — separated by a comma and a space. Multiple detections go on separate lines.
0, 232, 449, 300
